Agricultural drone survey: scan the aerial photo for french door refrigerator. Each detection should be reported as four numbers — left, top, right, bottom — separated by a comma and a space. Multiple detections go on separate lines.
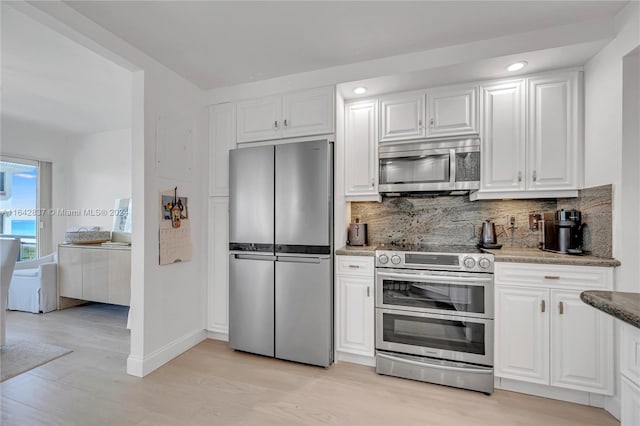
228, 139, 333, 367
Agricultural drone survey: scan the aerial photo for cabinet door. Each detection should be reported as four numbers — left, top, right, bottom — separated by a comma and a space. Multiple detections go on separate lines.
81, 249, 108, 302
495, 285, 549, 384
480, 81, 526, 192
379, 91, 425, 142
58, 246, 82, 299
344, 99, 379, 198
209, 103, 236, 196
527, 73, 579, 190
107, 250, 131, 306
550, 289, 613, 394
236, 95, 281, 143
281, 87, 334, 138
208, 197, 229, 335
426, 84, 477, 138
622, 377, 640, 426
337, 274, 374, 357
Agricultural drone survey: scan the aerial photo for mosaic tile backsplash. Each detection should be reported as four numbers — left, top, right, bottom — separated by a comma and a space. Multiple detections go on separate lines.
350, 185, 612, 257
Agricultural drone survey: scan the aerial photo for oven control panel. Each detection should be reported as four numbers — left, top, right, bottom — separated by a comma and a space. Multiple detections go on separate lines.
375, 250, 494, 273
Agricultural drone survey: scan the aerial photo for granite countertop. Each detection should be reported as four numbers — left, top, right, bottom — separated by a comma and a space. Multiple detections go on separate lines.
581, 291, 640, 329
335, 245, 378, 256
481, 247, 621, 267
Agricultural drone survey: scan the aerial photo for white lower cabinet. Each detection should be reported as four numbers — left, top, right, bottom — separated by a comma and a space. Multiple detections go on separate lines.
622, 323, 640, 425
495, 263, 614, 396
336, 255, 375, 366
207, 197, 230, 338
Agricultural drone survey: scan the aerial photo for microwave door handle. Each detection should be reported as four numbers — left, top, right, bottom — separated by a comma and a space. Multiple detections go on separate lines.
377, 271, 492, 285
449, 148, 456, 188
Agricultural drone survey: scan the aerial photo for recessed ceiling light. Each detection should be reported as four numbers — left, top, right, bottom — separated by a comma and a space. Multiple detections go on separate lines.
507, 61, 528, 72
353, 87, 367, 95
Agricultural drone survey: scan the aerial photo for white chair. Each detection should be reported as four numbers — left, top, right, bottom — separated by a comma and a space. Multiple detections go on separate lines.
8, 253, 58, 314
1, 238, 20, 346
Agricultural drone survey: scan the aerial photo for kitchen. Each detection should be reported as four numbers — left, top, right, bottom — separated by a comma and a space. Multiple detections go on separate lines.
207, 3, 639, 424
1, 1, 638, 425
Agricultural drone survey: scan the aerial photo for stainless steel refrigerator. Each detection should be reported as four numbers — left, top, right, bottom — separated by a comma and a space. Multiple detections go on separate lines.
228, 139, 333, 367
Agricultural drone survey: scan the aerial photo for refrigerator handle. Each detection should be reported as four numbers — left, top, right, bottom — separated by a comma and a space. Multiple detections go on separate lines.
276, 256, 326, 264
234, 254, 277, 261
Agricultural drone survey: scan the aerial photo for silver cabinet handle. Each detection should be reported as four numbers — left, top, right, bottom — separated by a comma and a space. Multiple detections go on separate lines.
429, 118, 434, 127
418, 119, 423, 129
370, 178, 375, 187
559, 301, 564, 315
274, 120, 279, 129
541, 299, 546, 313
367, 286, 370, 297
518, 171, 522, 183
544, 275, 560, 280
348, 264, 360, 269
283, 119, 288, 128
533, 170, 537, 182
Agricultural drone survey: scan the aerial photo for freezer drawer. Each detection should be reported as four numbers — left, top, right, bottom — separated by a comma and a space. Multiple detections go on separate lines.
229, 254, 275, 357
229, 145, 274, 251
275, 140, 332, 253
275, 256, 333, 367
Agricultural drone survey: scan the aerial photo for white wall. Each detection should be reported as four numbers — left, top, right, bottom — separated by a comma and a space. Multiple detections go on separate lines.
584, 2, 640, 292
0, 117, 70, 250
65, 128, 132, 232
15, 1, 209, 377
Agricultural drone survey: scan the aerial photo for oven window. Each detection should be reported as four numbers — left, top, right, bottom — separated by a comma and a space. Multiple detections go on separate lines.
379, 154, 450, 185
382, 279, 485, 314
383, 313, 485, 355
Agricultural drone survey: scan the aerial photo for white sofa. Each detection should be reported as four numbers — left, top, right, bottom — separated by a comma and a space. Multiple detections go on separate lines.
8, 253, 57, 313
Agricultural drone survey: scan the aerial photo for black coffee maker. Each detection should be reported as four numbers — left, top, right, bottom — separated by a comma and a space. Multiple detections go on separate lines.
542, 209, 584, 254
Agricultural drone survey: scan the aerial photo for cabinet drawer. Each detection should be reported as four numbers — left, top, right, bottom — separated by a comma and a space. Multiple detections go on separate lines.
495, 263, 613, 291
336, 256, 374, 276
622, 322, 640, 385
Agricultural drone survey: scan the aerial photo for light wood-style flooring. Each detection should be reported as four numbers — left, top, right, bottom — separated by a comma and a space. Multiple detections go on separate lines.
1, 304, 619, 425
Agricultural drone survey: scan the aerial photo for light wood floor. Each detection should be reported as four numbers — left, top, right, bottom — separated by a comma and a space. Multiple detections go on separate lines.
1, 304, 619, 426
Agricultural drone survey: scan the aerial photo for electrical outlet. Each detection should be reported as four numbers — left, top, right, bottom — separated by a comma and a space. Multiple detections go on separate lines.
507, 215, 516, 226
529, 214, 542, 230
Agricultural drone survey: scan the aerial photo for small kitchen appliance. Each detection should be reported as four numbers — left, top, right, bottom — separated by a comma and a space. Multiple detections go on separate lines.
347, 218, 368, 246
542, 209, 584, 254
374, 243, 495, 394
479, 220, 502, 249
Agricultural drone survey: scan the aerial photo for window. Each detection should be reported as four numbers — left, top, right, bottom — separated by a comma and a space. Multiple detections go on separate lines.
0, 157, 39, 260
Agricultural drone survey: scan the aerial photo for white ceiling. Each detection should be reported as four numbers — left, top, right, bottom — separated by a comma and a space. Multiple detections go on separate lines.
1, 4, 132, 137
65, 1, 627, 90
339, 40, 609, 100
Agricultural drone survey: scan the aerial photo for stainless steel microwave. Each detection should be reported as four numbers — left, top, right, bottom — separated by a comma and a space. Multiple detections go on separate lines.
378, 138, 480, 194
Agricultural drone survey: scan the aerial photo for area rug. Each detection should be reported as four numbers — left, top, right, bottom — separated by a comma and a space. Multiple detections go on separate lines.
1, 340, 72, 382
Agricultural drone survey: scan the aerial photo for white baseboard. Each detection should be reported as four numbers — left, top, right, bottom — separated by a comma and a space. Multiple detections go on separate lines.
126, 329, 207, 377
604, 394, 621, 421
496, 377, 608, 408
207, 329, 229, 342
336, 351, 376, 367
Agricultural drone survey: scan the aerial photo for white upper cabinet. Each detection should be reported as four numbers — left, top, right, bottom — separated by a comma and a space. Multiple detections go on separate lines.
236, 95, 281, 143
209, 103, 236, 196
282, 87, 334, 138
344, 99, 379, 201
236, 87, 334, 143
379, 91, 425, 142
480, 80, 526, 192
527, 72, 581, 191
426, 83, 478, 138
471, 70, 583, 201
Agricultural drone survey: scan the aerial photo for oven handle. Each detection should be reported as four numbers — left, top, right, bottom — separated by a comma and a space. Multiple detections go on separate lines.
377, 352, 493, 374
377, 271, 492, 285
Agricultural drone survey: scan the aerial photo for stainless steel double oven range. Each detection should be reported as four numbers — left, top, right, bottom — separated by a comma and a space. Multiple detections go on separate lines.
375, 244, 495, 394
